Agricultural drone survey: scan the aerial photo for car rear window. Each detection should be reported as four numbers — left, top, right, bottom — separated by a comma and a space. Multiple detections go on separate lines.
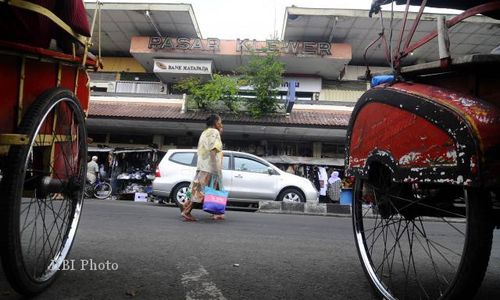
169, 152, 195, 166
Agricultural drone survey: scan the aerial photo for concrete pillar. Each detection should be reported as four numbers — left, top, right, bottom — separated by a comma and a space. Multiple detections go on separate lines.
153, 135, 164, 149
313, 142, 322, 158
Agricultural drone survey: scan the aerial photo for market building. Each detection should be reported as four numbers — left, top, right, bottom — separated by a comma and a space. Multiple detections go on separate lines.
84, 1, 500, 171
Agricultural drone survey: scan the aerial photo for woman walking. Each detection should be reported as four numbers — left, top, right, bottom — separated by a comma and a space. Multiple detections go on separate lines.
181, 114, 225, 221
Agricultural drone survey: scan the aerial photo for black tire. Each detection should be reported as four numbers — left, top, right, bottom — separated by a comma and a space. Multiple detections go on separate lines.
84, 183, 94, 199
172, 182, 191, 211
0, 88, 87, 296
278, 188, 304, 203
94, 182, 112, 199
352, 165, 493, 300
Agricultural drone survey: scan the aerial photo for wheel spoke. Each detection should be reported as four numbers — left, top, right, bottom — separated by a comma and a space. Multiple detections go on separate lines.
352, 175, 482, 300
3, 94, 86, 291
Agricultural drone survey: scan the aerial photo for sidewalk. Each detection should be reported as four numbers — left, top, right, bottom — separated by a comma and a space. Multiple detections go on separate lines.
258, 201, 352, 217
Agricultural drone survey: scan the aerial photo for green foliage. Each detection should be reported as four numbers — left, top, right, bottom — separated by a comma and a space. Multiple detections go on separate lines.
173, 75, 239, 112
240, 53, 285, 118
173, 53, 284, 118
205, 74, 239, 112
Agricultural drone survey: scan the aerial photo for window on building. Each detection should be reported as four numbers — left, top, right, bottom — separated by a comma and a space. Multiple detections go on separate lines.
88, 72, 117, 81
322, 143, 346, 158
120, 72, 159, 82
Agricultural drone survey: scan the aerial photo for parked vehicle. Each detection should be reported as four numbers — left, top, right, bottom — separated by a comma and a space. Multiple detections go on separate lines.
152, 149, 318, 206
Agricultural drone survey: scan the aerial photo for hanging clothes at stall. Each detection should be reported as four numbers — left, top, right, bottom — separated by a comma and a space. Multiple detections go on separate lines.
318, 166, 328, 202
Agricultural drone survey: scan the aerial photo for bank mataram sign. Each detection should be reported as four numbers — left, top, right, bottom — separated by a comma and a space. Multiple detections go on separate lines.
153, 59, 213, 75
148, 37, 332, 56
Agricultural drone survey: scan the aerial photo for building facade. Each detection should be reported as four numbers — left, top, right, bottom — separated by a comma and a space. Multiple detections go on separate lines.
84, 2, 500, 171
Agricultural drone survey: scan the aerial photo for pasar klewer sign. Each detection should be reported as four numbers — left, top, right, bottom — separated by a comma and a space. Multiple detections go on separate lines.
148, 37, 332, 56
235, 38, 331, 56
148, 37, 221, 51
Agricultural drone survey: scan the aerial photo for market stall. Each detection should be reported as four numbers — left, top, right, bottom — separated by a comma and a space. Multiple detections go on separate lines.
110, 148, 165, 200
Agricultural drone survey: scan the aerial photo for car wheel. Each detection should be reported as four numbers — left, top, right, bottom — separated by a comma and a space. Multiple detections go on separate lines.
172, 182, 190, 209
278, 188, 304, 203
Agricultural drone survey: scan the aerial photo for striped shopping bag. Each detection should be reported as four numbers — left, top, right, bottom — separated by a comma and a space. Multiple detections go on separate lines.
203, 178, 228, 215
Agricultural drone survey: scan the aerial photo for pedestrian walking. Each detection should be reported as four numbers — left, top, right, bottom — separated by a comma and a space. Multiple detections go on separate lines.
327, 171, 342, 203
181, 114, 225, 221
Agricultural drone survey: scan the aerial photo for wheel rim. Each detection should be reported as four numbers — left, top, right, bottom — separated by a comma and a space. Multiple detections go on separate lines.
353, 174, 468, 300
176, 186, 189, 204
18, 97, 85, 282
94, 183, 112, 199
283, 191, 300, 202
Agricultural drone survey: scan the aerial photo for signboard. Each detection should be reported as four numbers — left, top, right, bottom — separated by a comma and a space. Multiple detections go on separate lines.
240, 77, 322, 93
153, 59, 213, 75
236, 39, 331, 56
286, 80, 296, 113
279, 77, 322, 93
149, 37, 220, 51
147, 37, 333, 56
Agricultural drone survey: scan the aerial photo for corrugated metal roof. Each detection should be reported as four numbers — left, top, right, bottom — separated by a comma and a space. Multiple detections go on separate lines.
88, 101, 351, 127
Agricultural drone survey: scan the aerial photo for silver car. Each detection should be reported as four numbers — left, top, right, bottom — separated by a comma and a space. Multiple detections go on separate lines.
152, 149, 318, 206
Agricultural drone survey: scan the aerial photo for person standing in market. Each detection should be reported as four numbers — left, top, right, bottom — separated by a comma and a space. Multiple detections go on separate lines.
327, 171, 342, 203
318, 166, 328, 202
181, 114, 225, 221
86, 156, 99, 184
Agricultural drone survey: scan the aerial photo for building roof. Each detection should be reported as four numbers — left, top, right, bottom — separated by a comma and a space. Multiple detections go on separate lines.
88, 100, 351, 127
84, 2, 201, 56
87, 100, 351, 143
85, 2, 500, 66
282, 6, 500, 66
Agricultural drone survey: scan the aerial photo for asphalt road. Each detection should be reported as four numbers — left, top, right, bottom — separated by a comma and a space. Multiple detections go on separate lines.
0, 199, 499, 299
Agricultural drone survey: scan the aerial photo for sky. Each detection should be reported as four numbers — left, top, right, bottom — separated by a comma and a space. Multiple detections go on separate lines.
89, 0, 461, 40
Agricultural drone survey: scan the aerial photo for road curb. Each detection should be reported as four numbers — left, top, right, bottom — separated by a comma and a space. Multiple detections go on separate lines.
258, 201, 352, 216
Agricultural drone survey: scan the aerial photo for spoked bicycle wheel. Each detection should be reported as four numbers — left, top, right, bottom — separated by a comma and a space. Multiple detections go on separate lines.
94, 182, 112, 199
84, 183, 94, 199
352, 165, 494, 300
0, 88, 87, 295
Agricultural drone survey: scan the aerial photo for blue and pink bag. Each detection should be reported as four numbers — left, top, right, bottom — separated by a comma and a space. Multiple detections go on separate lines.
203, 177, 228, 215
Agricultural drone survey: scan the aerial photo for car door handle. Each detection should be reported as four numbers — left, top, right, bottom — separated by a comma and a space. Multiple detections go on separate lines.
235, 174, 243, 178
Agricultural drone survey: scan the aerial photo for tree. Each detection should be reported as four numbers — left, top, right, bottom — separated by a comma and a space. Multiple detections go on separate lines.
240, 53, 285, 118
173, 75, 239, 112
174, 53, 285, 117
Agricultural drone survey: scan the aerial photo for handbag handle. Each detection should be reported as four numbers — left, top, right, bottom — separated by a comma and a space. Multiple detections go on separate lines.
209, 175, 224, 191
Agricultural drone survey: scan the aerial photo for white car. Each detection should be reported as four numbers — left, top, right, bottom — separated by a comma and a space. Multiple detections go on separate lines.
152, 149, 318, 206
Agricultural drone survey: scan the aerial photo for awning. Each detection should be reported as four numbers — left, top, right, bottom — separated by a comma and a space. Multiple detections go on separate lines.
88, 146, 113, 152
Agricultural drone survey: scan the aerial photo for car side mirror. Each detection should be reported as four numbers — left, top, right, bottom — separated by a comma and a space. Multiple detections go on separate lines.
267, 167, 274, 175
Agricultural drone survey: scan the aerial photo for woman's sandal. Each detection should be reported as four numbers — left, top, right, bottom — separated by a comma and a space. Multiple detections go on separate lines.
181, 212, 197, 222
211, 215, 225, 221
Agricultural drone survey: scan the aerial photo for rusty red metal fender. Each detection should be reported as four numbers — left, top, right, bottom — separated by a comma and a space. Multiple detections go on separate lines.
345, 82, 500, 187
